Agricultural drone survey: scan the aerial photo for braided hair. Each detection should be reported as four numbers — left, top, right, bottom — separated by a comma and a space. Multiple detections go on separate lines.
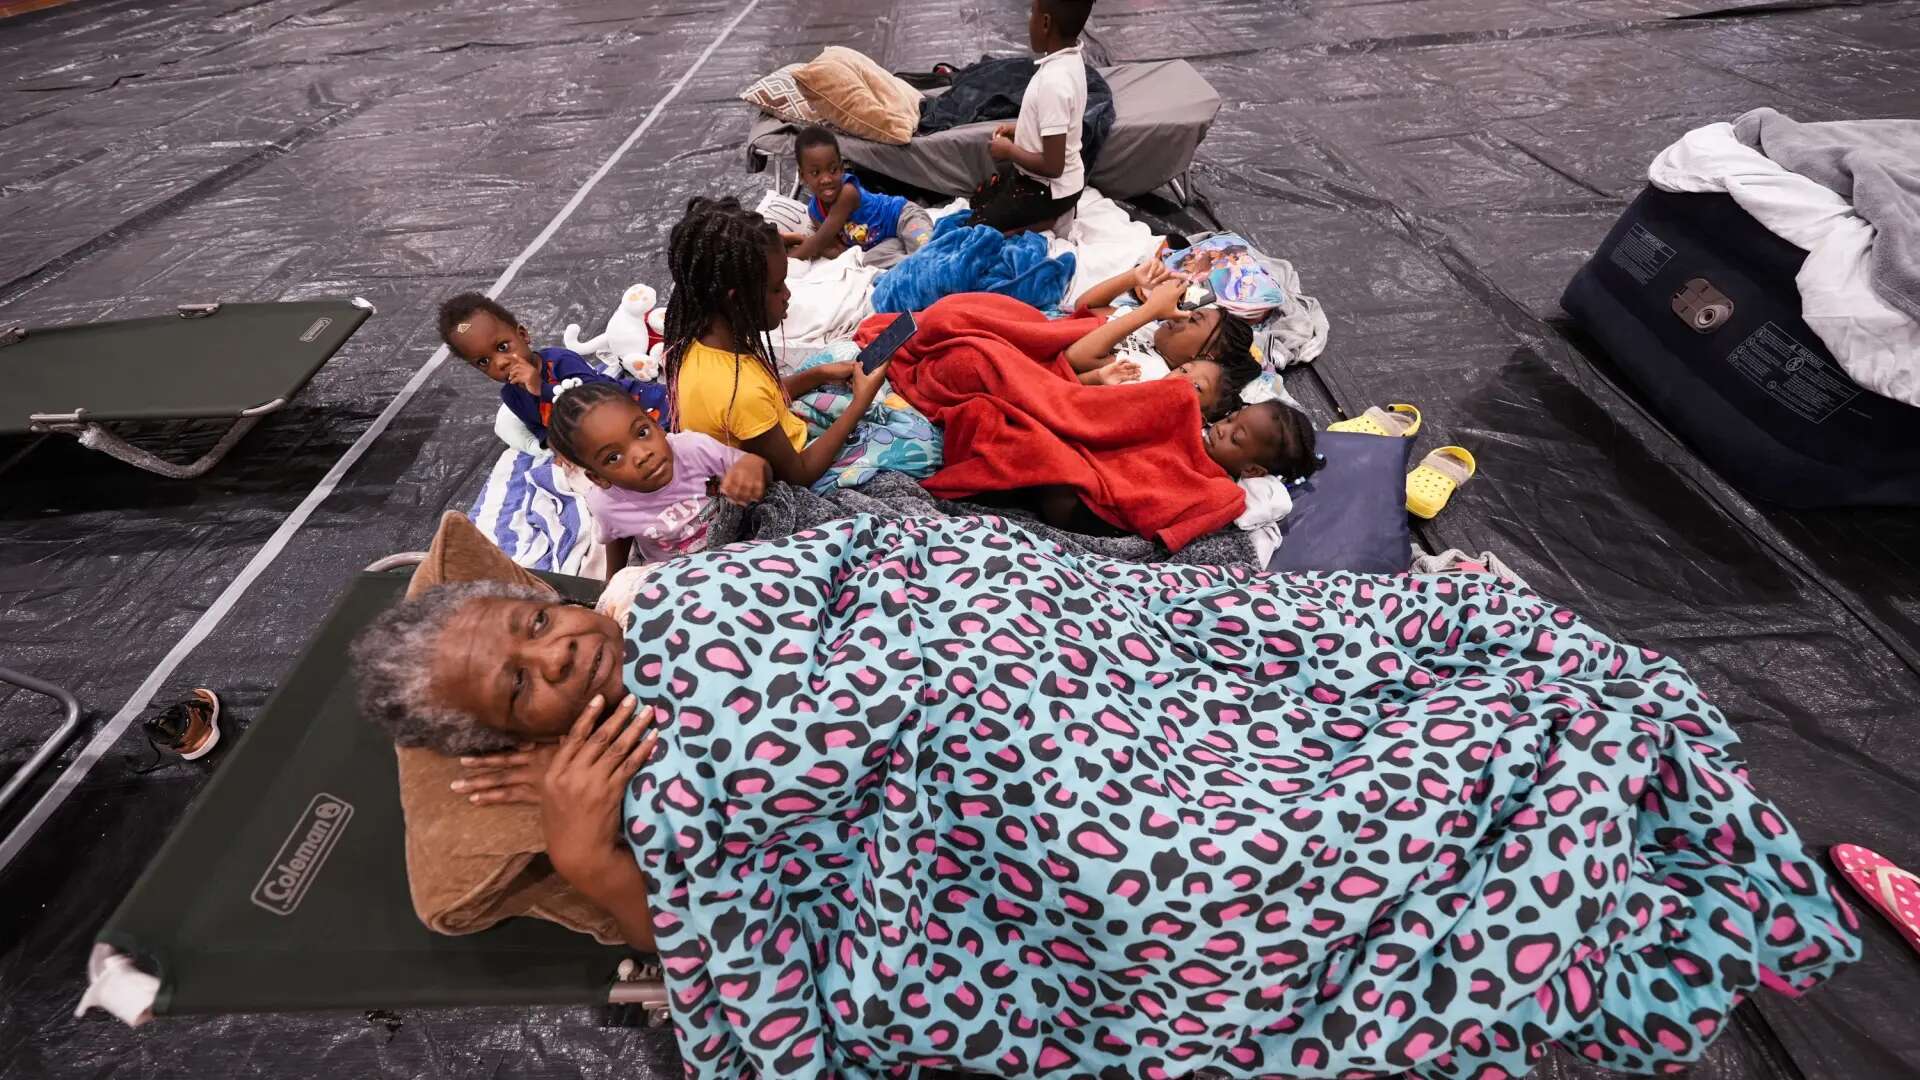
1171, 312, 1260, 421
1258, 401, 1325, 484
1200, 312, 1255, 366
661, 196, 785, 437
543, 380, 631, 469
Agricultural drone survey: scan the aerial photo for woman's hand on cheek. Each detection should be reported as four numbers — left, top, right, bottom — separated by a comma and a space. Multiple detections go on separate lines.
539, 693, 664, 898
452, 742, 555, 805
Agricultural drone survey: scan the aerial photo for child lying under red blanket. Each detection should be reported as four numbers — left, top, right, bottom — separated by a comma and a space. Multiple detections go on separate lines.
855, 290, 1319, 550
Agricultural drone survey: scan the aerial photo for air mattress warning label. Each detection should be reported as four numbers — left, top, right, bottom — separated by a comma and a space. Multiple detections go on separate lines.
1726, 322, 1859, 423
1610, 222, 1674, 284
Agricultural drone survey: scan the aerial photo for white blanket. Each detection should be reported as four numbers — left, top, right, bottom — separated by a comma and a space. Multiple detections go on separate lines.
1051, 192, 1163, 305
768, 186, 1329, 408
769, 187, 1163, 367
772, 249, 882, 370
1649, 122, 1920, 408
1250, 250, 1330, 371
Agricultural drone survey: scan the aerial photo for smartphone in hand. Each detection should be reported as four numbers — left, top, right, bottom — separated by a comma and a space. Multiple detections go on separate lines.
857, 312, 918, 374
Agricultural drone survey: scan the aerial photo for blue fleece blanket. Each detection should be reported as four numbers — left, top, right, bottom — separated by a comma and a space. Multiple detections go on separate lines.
872, 212, 1075, 313
623, 514, 1857, 1079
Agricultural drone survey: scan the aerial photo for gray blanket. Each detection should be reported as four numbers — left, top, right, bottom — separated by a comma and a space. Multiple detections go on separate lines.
1733, 107, 1920, 323
711, 472, 1257, 567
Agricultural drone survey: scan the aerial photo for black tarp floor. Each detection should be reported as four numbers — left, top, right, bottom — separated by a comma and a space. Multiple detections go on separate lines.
4, 0, 1920, 1076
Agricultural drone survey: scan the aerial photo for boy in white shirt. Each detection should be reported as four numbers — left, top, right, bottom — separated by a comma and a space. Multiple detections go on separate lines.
968, 0, 1092, 234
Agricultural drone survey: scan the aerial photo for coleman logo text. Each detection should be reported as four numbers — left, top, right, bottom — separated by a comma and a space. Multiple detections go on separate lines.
251, 793, 352, 916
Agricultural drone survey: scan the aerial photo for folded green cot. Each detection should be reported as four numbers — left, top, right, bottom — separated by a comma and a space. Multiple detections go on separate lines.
2, 298, 373, 479
80, 562, 667, 1027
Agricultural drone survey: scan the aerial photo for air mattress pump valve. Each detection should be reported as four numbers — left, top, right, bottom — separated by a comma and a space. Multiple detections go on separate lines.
1672, 278, 1733, 333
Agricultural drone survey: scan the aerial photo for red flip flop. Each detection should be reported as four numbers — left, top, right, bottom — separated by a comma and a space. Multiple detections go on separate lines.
1832, 843, 1920, 955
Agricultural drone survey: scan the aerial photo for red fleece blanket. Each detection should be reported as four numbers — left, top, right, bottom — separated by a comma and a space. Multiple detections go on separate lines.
854, 292, 1244, 551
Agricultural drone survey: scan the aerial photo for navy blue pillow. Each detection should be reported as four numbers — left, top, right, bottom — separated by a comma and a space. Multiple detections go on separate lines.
1267, 430, 1413, 574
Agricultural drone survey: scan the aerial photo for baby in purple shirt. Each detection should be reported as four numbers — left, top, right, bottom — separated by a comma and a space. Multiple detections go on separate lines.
544, 381, 771, 572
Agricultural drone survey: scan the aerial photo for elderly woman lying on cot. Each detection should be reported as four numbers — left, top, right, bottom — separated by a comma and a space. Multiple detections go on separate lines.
351, 513, 1854, 1080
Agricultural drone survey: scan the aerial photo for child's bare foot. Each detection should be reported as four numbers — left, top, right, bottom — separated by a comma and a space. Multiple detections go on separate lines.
1084, 359, 1142, 386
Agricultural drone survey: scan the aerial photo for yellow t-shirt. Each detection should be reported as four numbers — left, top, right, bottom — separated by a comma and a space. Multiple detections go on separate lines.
674, 341, 808, 452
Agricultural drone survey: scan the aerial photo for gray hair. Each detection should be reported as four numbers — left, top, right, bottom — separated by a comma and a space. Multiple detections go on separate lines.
350, 580, 553, 755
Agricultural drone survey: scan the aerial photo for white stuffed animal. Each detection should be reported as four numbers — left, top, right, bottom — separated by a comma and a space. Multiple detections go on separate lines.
565, 283, 663, 382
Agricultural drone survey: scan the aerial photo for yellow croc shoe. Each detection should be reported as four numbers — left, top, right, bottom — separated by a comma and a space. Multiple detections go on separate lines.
1328, 403, 1421, 438
1406, 446, 1476, 520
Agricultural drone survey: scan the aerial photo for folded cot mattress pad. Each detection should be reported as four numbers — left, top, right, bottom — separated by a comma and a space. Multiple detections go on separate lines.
749, 60, 1221, 200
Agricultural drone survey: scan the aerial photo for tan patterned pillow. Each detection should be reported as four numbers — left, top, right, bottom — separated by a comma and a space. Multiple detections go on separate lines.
792, 46, 920, 146
740, 63, 819, 125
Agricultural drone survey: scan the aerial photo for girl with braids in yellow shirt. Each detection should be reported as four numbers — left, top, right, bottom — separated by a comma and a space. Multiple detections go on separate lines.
660, 196, 891, 489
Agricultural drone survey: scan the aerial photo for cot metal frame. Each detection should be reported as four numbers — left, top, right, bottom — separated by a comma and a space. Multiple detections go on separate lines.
0, 666, 85, 820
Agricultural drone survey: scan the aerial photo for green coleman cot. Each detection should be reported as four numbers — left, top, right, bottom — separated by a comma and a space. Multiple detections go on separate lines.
2, 298, 378, 856
1, 298, 373, 480
79, 559, 668, 1028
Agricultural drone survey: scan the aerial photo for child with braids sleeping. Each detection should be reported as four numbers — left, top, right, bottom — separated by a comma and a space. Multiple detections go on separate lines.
660, 196, 892, 489
1027, 395, 1322, 534
859, 287, 1321, 548
543, 380, 771, 572
1063, 256, 1265, 422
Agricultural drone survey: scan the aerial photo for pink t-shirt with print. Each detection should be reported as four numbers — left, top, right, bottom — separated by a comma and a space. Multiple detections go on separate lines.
584, 431, 744, 563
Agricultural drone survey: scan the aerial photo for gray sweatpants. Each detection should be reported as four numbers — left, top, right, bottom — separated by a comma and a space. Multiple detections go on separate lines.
861, 203, 935, 269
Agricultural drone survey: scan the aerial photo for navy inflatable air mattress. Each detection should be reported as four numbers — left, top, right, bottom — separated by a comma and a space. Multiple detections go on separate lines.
1562, 186, 1920, 508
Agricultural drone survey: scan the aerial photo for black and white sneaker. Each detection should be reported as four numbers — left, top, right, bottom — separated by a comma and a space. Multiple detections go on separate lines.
142, 689, 221, 761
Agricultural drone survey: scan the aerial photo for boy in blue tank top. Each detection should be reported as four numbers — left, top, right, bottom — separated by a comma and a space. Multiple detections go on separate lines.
782, 125, 935, 268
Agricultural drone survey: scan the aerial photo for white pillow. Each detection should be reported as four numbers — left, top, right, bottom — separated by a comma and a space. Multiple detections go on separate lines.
755, 189, 813, 234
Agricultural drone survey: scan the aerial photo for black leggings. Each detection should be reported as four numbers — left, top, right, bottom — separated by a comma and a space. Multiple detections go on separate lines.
972, 486, 1126, 537
966, 161, 1081, 234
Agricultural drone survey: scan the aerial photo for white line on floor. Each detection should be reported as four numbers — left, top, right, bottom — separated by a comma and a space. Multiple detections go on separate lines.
0, 0, 764, 875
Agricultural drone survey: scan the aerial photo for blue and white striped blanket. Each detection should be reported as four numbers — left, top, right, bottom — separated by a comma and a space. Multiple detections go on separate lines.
466, 447, 594, 575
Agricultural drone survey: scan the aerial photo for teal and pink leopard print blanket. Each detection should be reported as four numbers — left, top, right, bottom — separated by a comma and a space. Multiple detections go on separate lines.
620, 514, 1857, 1079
